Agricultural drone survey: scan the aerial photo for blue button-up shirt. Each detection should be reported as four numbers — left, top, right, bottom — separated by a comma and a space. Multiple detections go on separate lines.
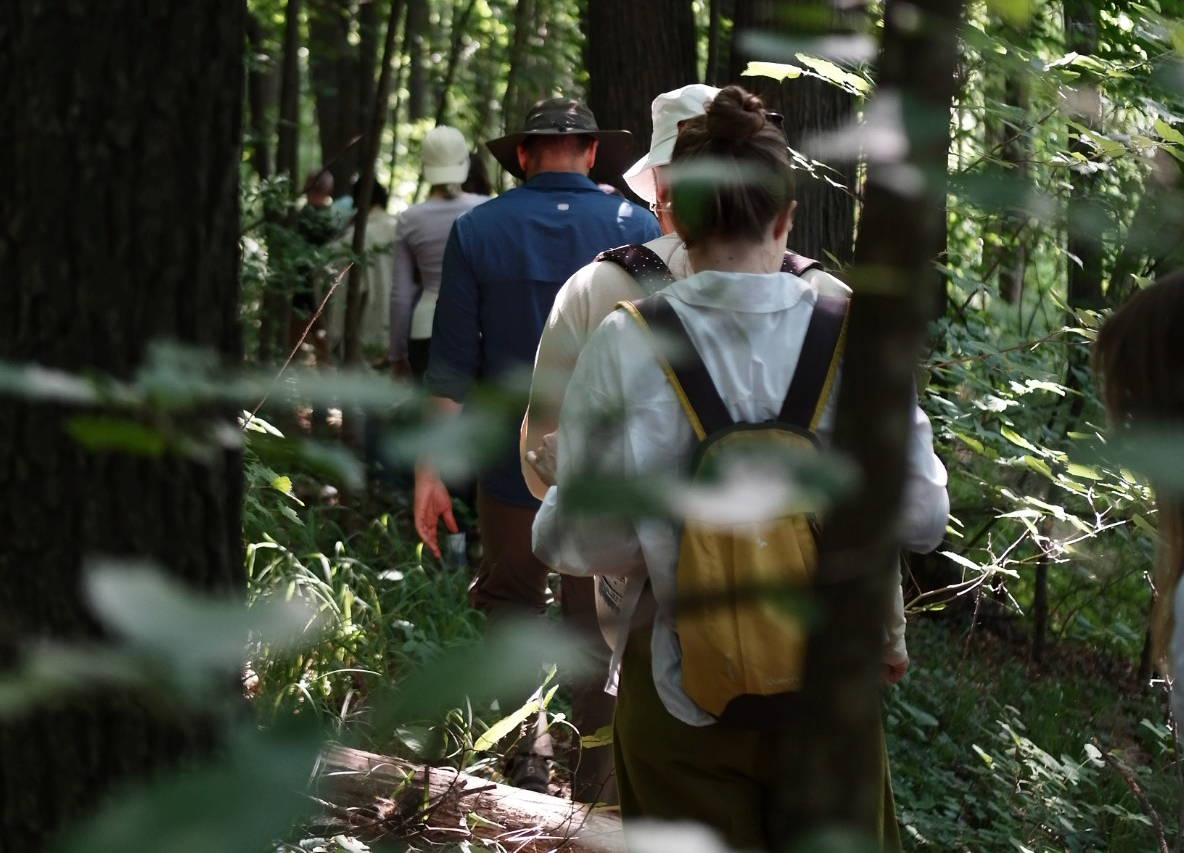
426, 171, 661, 506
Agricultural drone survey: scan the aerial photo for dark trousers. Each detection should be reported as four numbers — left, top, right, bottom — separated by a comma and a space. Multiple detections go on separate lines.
614, 632, 902, 851
471, 486, 618, 804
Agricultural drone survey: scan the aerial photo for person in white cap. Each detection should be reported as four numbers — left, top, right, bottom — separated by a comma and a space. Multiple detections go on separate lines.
516, 83, 857, 807
388, 125, 488, 378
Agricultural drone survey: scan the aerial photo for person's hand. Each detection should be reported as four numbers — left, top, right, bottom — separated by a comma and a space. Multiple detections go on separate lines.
414, 465, 457, 559
525, 432, 558, 488
389, 358, 412, 379
881, 656, 909, 685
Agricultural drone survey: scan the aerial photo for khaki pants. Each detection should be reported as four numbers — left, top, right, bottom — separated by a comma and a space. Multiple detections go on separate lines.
613, 632, 902, 851
470, 487, 617, 804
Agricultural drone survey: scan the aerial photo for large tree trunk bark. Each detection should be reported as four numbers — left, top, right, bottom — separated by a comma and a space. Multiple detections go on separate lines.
781, 0, 964, 844
0, 3, 244, 851
726, 0, 858, 266
583, 0, 697, 183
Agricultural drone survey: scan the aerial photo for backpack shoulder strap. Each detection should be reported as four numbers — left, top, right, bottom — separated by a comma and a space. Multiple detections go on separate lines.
597, 244, 678, 292
779, 295, 849, 430
781, 250, 823, 277
616, 295, 733, 440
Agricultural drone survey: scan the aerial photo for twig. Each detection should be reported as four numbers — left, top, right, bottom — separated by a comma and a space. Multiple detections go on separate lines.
241, 262, 352, 432
1098, 740, 1171, 853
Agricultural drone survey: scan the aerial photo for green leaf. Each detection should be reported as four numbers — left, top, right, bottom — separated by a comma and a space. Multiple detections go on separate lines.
68, 416, 167, 456
985, 0, 1033, 26
1155, 119, 1184, 145
794, 55, 871, 94
57, 720, 321, 853
742, 60, 805, 83
1000, 426, 1038, 453
473, 698, 541, 752
580, 724, 614, 749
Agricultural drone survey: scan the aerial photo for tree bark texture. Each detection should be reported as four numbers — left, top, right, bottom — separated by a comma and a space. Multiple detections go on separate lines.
1064, 0, 1105, 311
259, 0, 306, 363
309, 0, 364, 192
0, 3, 244, 851
404, 0, 430, 121
314, 744, 623, 853
344, 0, 406, 365
583, 0, 698, 181
726, 0, 858, 266
784, 0, 964, 844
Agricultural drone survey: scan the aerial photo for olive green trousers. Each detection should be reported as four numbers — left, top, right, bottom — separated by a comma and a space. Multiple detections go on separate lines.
612, 635, 902, 852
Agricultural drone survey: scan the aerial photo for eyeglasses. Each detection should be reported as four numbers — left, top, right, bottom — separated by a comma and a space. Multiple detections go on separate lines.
765, 111, 788, 143
649, 200, 672, 215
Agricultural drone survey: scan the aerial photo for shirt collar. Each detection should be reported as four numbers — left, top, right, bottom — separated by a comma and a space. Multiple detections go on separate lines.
522, 171, 602, 191
666, 269, 815, 313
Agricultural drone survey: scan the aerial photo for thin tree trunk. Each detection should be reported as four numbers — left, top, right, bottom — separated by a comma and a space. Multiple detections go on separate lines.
404, 0, 429, 121
343, 0, 406, 365
259, 0, 306, 364
433, 0, 482, 127
705, 0, 722, 85
0, 3, 244, 850
500, 0, 538, 176
246, 10, 275, 181
782, 0, 964, 844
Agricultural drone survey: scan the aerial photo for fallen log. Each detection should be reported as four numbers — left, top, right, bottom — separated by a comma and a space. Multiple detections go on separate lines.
310, 743, 625, 853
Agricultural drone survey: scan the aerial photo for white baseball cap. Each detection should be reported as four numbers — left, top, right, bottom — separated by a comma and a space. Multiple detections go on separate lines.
623, 84, 722, 203
421, 125, 471, 185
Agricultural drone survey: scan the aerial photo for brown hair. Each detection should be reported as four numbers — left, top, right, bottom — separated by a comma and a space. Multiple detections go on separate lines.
1093, 268, 1184, 668
667, 85, 795, 247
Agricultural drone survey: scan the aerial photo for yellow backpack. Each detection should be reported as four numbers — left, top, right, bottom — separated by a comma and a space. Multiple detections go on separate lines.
619, 291, 847, 728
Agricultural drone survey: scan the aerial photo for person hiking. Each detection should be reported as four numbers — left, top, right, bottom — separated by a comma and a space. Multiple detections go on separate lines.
411, 97, 659, 797
532, 85, 949, 850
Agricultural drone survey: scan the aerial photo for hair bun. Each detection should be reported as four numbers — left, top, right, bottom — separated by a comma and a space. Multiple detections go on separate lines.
705, 85, 767, 142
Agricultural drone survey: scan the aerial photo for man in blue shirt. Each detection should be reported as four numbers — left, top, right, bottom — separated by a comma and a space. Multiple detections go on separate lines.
413, 98, 660, 800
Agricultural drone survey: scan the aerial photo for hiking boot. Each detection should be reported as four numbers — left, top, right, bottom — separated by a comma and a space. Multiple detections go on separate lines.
504, 752, 550, 795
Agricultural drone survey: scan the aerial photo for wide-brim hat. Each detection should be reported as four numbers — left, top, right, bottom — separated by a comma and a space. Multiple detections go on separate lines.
486, 98, 634, 184
624, 84, 721, 203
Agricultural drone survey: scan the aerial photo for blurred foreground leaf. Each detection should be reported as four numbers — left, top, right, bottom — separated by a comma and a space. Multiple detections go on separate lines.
54, 719, 322, 853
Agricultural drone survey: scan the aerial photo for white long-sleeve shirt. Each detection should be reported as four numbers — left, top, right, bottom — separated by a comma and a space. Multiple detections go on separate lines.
533, 268, 949, 725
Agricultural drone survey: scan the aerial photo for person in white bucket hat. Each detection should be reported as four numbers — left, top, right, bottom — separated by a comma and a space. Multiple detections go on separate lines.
623, 83, 721, 209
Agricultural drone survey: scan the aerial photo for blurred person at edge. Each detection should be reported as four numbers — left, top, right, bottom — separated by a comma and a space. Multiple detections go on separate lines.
1093, 271, 1184, 729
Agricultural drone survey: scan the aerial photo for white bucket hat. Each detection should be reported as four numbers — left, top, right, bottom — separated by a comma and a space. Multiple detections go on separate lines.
422, 125, 471, 185
623, 83, 722, 203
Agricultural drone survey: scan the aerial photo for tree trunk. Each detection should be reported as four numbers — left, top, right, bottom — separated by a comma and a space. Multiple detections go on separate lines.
259, 0, 307, 364
246, 10, 276, 181
1064, 0, 1105, 312
782, 0, 964, 844
433, 0, 482, 127
308, 0, 363, 192
726, 0, 857, 266
583, 0, 698, 180
343, 0, 406, 366
404, 0, 429, 121
314, 744, 623, 853
0, 3, 244, 851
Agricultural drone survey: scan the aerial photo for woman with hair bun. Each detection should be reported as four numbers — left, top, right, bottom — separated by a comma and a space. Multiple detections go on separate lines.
533, 86, 948, 849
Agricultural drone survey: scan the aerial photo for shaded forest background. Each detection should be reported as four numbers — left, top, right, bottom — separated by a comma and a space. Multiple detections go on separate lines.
4, 0, 1184, 851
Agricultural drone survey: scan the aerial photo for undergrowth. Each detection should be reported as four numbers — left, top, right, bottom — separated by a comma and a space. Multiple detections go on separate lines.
890, 615, 1181, 852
